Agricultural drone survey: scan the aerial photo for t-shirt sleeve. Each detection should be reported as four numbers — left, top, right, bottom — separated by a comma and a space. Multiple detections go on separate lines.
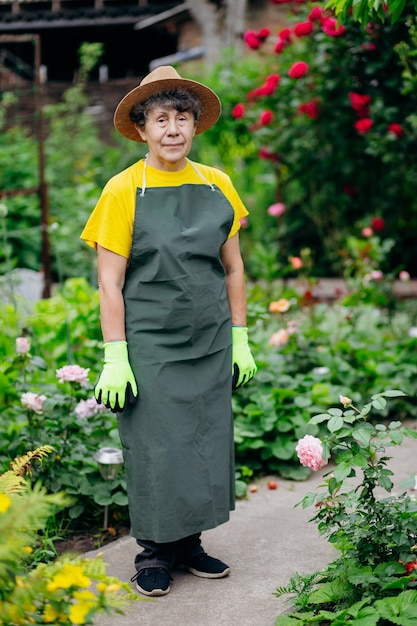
80, 184, 133, 259
213, 170, 248, 238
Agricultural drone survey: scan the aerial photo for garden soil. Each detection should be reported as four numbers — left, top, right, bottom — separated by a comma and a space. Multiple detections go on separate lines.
85, 420, 417, 626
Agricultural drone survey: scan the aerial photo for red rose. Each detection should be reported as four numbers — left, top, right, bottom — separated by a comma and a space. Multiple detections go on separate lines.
274, 38, 285, 54
349, 92, 371, 117
243, 30, 260, 50
298, 98, 320, 119
309, 6, 323, 21
288, 61, 309, 79
322, 17, 347, 37
232, 103, 245, 119
404, 561, 417, 575
259, 110, 274, 125
355, 118, 373, 133
257, 28, 271, 41
294, 21, 313, 37
388, 123, 403, 138
343, 183, 358, 197
259, 147, 280, 162
279, 28, 292, 42
371, 217, 385, 231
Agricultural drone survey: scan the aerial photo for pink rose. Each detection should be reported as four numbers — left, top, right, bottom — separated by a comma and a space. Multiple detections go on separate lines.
269, 329, 290, 347
399, 270, 410, 282
16, 337, 31, 355
56, 364, 90, 388
75, 397, 106, 418
288, 61, 309, 79
362, 227, 373, 238
21, 392, 46, 414
267, 202, 285, 217
290, 256, 303, 270
296, 435, 328, 471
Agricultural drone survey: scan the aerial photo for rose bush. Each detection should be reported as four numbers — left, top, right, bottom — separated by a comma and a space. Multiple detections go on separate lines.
196, 0, 417, 280
275, 390, 417, 624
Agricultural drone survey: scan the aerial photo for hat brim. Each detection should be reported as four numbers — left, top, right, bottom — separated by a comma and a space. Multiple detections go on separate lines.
114, 77, 222, 142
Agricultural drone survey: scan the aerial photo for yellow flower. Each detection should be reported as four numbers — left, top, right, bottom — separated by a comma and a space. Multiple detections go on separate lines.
23, 546, 33, 554
43, 605, 60, 623
269, 299, 290, 313
0, 493, 12, 514
47, 564, 91, 592
96, 582, 107, 593
15, 576, 24, 588
69, 591, 96, 625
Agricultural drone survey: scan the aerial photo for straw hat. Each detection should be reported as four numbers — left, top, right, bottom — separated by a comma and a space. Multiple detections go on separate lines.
113, 65, 222, 142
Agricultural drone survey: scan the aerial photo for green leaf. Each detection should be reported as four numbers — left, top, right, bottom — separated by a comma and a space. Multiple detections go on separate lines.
328, 408, 343, 417
328, 415, 344, 432
381, 390, 407, 397
352, 427, 372, 446
374, 589, 417, 624
310, 413, 331, 424
389, 421, 402, 430
334, 461, 352, 482
372, 397, 387, 410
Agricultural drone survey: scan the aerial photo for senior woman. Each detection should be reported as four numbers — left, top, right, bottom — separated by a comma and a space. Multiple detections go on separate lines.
81, 65, 257, 597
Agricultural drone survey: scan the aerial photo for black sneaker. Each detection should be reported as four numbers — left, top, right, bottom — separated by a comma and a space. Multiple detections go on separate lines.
131, 567, 172, 596
186, 553, 230, 579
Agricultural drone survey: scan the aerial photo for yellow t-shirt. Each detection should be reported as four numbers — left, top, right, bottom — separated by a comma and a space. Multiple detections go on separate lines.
80, 159, 248, 259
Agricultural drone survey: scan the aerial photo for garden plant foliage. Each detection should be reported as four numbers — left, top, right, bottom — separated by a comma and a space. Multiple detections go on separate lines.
0, 447, 138, 624
274, 392, 417, 625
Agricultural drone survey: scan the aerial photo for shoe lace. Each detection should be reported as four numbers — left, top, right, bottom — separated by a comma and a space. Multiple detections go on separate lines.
130, 567, 172, 583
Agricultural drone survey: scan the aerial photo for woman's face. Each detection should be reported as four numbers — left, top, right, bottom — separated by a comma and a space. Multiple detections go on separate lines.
135, 106, 196, 171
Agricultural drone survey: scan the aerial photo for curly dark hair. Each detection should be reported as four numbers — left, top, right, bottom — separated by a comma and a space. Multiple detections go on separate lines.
129, 89, 203, 130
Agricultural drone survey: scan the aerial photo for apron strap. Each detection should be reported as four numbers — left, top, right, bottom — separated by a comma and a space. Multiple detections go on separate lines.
140, 155, 216, 196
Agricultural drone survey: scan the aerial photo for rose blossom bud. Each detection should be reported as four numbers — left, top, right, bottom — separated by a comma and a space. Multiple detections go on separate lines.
399, 270, 410, 282
339, 395, 352, 407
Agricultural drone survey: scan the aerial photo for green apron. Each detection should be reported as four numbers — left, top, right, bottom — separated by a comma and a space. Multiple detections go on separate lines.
118, 160, 236, 543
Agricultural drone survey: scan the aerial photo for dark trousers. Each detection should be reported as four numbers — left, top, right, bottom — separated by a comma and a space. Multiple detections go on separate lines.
135, 533, 204, 572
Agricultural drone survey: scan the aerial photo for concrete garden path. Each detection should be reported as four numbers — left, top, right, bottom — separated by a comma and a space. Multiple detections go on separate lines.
87, 423, 417, 626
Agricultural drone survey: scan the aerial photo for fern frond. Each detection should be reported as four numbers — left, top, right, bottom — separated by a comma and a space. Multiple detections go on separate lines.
0, 446, 55, 494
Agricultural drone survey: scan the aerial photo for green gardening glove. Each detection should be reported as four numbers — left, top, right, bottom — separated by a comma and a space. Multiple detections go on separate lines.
94, 341, 138, 413
232, 326, 257, 390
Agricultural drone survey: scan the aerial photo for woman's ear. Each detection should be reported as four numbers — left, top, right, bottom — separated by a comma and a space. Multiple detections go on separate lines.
135, 124, 146, 141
